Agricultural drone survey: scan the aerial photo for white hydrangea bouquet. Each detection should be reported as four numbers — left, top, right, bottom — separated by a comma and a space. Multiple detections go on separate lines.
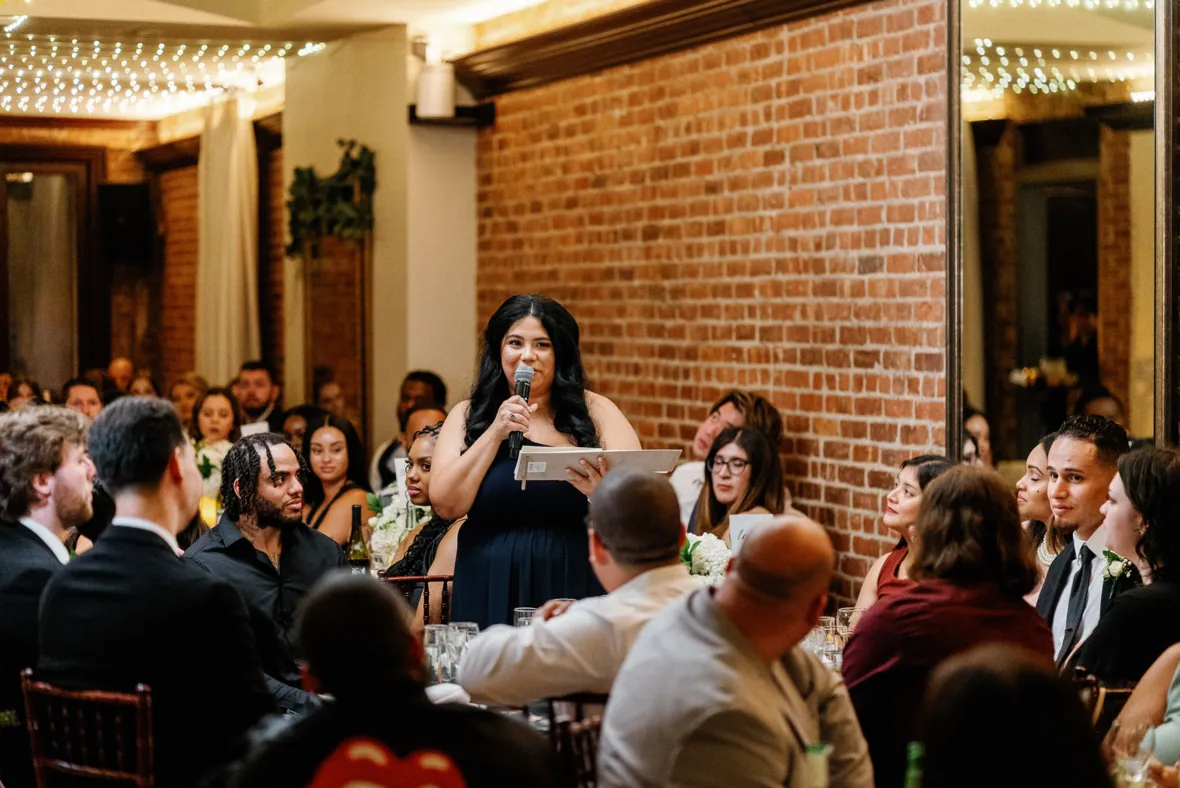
681, 532, 731, 587
367, 489, 430, 569
193, 439, 232, 502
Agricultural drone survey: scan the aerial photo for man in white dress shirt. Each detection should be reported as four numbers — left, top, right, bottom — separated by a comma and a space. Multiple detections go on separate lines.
458, 469, 696, 707
0, 406, 94, 788
1035, 415, 1131, 665
668, 390, 787, 529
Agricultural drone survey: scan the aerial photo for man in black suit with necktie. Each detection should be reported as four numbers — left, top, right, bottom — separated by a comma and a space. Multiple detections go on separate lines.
38, 397, 274, 787
0, 407, 94, 788
1035, 415, 1131, 666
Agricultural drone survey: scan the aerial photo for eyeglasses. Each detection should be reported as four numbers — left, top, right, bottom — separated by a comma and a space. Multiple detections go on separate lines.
708, 457, 749, 475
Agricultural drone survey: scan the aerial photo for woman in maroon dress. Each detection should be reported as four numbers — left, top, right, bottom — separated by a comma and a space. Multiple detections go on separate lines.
854, 454, 954, 610
842, 466, 1053, 788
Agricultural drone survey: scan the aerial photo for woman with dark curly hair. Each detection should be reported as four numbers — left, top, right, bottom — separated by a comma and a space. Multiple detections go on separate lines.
431, 294, 640, 627
1074, 447, 1180, 683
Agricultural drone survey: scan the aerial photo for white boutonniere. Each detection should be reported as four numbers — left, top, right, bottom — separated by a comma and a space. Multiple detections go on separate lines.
1102, 549, 1135, 598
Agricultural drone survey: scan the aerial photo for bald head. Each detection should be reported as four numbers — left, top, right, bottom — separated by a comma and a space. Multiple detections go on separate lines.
108, 358, 133, 391
589, 469, 682, 565
732, 516, 835, 600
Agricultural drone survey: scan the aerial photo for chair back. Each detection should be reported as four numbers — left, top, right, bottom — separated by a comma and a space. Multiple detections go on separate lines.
21, 669, 153, 787
554, 716, 602, 788
383, 574, 454, 624
1074, 671, 1135, 738
545, 692, 609, 746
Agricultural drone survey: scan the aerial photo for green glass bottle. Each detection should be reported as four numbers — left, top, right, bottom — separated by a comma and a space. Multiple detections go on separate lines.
347, 504, 372, 575
903, 742, 923, 788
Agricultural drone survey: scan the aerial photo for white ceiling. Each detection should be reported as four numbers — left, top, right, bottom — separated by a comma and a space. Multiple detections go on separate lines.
963, 3, 1153, 48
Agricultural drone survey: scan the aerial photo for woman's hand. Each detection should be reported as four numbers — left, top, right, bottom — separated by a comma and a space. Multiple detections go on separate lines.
536, 598, 576, 621
493, 396, 536, 442
567, 455, 609, 498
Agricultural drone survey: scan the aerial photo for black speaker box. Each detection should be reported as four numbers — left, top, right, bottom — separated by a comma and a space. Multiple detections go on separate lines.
98, 183, 154, 267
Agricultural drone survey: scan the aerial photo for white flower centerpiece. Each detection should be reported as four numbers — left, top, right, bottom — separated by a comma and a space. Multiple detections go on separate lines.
367, 489, 430, 570
194, 438, 232, 526
681, 532, 731, 587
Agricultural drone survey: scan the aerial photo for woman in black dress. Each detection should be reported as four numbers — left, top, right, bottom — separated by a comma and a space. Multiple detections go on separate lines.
431, 294, 640, 628
1075, 447, 1180, 682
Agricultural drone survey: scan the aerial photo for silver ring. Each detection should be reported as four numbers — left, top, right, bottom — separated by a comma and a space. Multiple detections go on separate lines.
509, 413, 515, 422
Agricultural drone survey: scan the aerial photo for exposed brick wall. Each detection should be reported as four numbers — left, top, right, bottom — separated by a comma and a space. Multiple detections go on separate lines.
1098, 125, 1132, 411
477, 0, 948, 604
476, 0, 652, 48
158, 165, 198, 390
263, 147, 286, 385
307, 237, 363, 418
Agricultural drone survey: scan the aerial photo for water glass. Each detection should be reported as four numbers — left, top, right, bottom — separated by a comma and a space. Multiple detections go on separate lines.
1107, 719, 1155, 786
514, 607, 537, 627
836, 607, 867, 649
423, 624, 455, 684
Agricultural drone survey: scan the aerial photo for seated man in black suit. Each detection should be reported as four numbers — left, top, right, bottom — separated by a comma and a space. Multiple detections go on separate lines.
221, 573, 559, 788
0, 407, 93, 788
37, 397, 274, 788
186, 433, 344, 714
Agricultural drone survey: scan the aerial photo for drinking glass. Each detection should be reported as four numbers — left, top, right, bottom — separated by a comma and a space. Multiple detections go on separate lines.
447, 622, 480, 668
514, 607, 537, 627
813, 617, 837, 666
836, 607, 867, 649
423, 624, 455, 684
1106, 719, 1155, 786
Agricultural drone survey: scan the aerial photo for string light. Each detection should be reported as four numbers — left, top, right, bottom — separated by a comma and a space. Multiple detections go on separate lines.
962, 39, 1153, 100
967, 0, 1152, 9
0, 32, 325, 117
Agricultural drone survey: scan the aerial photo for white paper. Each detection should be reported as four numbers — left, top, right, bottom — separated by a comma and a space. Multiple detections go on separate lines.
729, 513, 776, 555
512, 447, 681, 482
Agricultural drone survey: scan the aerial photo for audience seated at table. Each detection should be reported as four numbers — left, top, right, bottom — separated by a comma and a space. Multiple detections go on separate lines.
842, 466, 1052, 788
1073, 447, 1180, 683
668, 390, 785, 527
186, 432, 344, 715
219, 572, 560, 788
458, 469, 696, 707
1017, 431, 1059, 604
692, 426, 785, 543
598, 516, 873, 788
384, 421, 465, 632
918, 644, 1112, 788
854, 455, 954, 610
36, 398, 274, 788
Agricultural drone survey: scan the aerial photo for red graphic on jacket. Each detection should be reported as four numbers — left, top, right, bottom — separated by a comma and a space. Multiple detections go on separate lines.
308, 738, 467, 788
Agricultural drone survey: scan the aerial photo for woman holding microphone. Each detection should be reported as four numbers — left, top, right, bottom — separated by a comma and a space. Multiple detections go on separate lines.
431, 295, 640, 627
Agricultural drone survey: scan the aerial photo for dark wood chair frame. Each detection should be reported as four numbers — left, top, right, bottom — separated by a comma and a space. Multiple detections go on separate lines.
382, 573, 454, 624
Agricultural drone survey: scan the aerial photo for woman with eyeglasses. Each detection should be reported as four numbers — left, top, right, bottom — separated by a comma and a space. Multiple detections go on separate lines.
692, 427, 784, 543
854, 454, 955, 611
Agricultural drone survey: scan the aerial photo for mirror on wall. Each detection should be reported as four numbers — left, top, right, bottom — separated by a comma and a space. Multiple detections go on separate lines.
954, 0, 1156, 480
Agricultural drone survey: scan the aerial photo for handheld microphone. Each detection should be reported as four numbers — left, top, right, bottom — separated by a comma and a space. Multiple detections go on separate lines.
508, 364, 535, 461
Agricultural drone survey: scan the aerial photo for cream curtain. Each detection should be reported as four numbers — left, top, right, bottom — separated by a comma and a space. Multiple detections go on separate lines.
196, 94, 260, 387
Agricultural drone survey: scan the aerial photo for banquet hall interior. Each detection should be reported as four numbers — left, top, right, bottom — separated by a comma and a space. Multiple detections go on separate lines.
1, 0, 1180, 785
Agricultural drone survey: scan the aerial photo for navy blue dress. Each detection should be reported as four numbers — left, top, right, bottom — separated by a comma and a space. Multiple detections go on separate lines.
452, 438, 604, 628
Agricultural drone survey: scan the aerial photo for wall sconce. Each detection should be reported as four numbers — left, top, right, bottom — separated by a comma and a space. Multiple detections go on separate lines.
416, 41, 455, 119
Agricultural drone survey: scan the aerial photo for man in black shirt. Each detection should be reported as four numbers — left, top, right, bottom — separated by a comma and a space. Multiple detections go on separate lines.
221, 573, 559, 788
186, 433, 343, 713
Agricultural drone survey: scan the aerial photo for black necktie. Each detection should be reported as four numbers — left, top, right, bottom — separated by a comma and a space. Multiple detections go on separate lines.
1058, 545, 1095, 664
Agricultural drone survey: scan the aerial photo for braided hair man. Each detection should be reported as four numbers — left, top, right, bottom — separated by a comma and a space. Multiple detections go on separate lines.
184, 432, 344, 714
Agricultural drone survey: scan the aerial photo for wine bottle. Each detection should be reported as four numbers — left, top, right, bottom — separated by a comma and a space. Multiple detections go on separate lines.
903, 742, 923, 788
347, 504, 372, 575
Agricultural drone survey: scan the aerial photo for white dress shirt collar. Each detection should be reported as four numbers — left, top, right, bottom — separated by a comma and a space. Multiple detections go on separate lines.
1075, 523, 1107, 558
19, 517, 70, 565
111, 516, 182, 555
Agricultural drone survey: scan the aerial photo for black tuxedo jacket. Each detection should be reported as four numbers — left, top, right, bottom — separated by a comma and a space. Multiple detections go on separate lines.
1036, 541, 1128, 625
38, 526, 275, 787
0, 521, 65, 788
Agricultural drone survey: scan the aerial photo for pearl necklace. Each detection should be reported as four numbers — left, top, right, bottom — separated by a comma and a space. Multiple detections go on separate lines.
1037, 537, 1056, 568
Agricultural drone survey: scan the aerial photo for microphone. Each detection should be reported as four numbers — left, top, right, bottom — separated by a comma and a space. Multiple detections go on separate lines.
508, 364, 535, 461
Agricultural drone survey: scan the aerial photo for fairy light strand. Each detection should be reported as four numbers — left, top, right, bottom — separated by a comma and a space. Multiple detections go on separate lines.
962, 39, 1154, 99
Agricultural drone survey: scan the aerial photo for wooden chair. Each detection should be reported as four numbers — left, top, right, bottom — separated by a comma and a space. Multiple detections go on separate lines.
1074, 672, 1135, 738
382, 574, 454, 625
545, 692, 609, 747
21, 669, 154, 787
554, 716, 602, 788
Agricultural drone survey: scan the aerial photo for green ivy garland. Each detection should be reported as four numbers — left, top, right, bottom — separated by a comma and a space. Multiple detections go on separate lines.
286, 138, 376, 258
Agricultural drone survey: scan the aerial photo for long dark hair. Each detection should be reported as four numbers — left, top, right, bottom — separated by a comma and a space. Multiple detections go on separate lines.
464, 294, 598, 450
1027, 432, 1062, 557
697, 427, 784, 539
1118, 447, 1180, 583
892, 454, 955, 548
190, 387, 242, 443
302, 414, 370, 512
